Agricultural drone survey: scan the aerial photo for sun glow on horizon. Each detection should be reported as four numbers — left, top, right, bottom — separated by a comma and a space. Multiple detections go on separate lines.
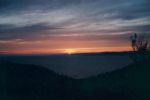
64, 49, 78, 55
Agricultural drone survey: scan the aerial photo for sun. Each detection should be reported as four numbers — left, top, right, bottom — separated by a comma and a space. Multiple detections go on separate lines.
64, 49, 77, 55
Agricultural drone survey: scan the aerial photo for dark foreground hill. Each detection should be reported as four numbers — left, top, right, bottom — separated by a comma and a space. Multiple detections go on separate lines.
0, 60, 79, 100
0, 59, 150, 100
80, 59, 150, 100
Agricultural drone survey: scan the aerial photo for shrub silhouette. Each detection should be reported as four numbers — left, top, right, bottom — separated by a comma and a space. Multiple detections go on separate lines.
130, 33, 150, 62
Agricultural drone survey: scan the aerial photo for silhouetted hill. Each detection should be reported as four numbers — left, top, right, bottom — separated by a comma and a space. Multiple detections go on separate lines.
80, 59, 150, 100
0, 60, 79, 100
0, 59, 150, 100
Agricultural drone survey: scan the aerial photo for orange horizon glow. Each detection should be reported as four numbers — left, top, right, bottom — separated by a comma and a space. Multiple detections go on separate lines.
0, 47, 132, 55
0, 37, 132, 55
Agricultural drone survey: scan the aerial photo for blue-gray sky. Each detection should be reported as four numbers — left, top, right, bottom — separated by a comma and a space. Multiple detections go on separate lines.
0, 0, 150, 54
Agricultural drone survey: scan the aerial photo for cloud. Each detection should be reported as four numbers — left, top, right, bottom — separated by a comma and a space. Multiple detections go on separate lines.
0, 23, 63, 40
0, 0, 83, 15
0, 0, 150, 48
0, 23, 60, 33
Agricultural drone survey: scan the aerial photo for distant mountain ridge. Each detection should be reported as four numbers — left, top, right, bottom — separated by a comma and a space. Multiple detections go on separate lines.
0, 51, 132, 56
0, 59, 150, 100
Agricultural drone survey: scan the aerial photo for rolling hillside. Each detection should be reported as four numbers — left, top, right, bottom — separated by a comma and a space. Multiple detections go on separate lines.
80, 59, 150, 100
0, 59, 150, 100
0, 60, 79, 100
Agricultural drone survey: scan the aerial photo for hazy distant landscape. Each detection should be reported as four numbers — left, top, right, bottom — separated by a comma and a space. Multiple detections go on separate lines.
0, 52, 132, 78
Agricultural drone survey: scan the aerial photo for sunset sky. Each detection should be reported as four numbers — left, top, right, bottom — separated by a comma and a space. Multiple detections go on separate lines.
0, 0, 150, 54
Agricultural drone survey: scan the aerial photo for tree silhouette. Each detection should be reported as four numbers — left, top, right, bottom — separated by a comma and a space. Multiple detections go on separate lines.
130, 33, 150, 62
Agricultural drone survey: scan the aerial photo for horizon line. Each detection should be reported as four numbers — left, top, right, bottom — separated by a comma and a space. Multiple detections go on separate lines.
0, 50, 132, 56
